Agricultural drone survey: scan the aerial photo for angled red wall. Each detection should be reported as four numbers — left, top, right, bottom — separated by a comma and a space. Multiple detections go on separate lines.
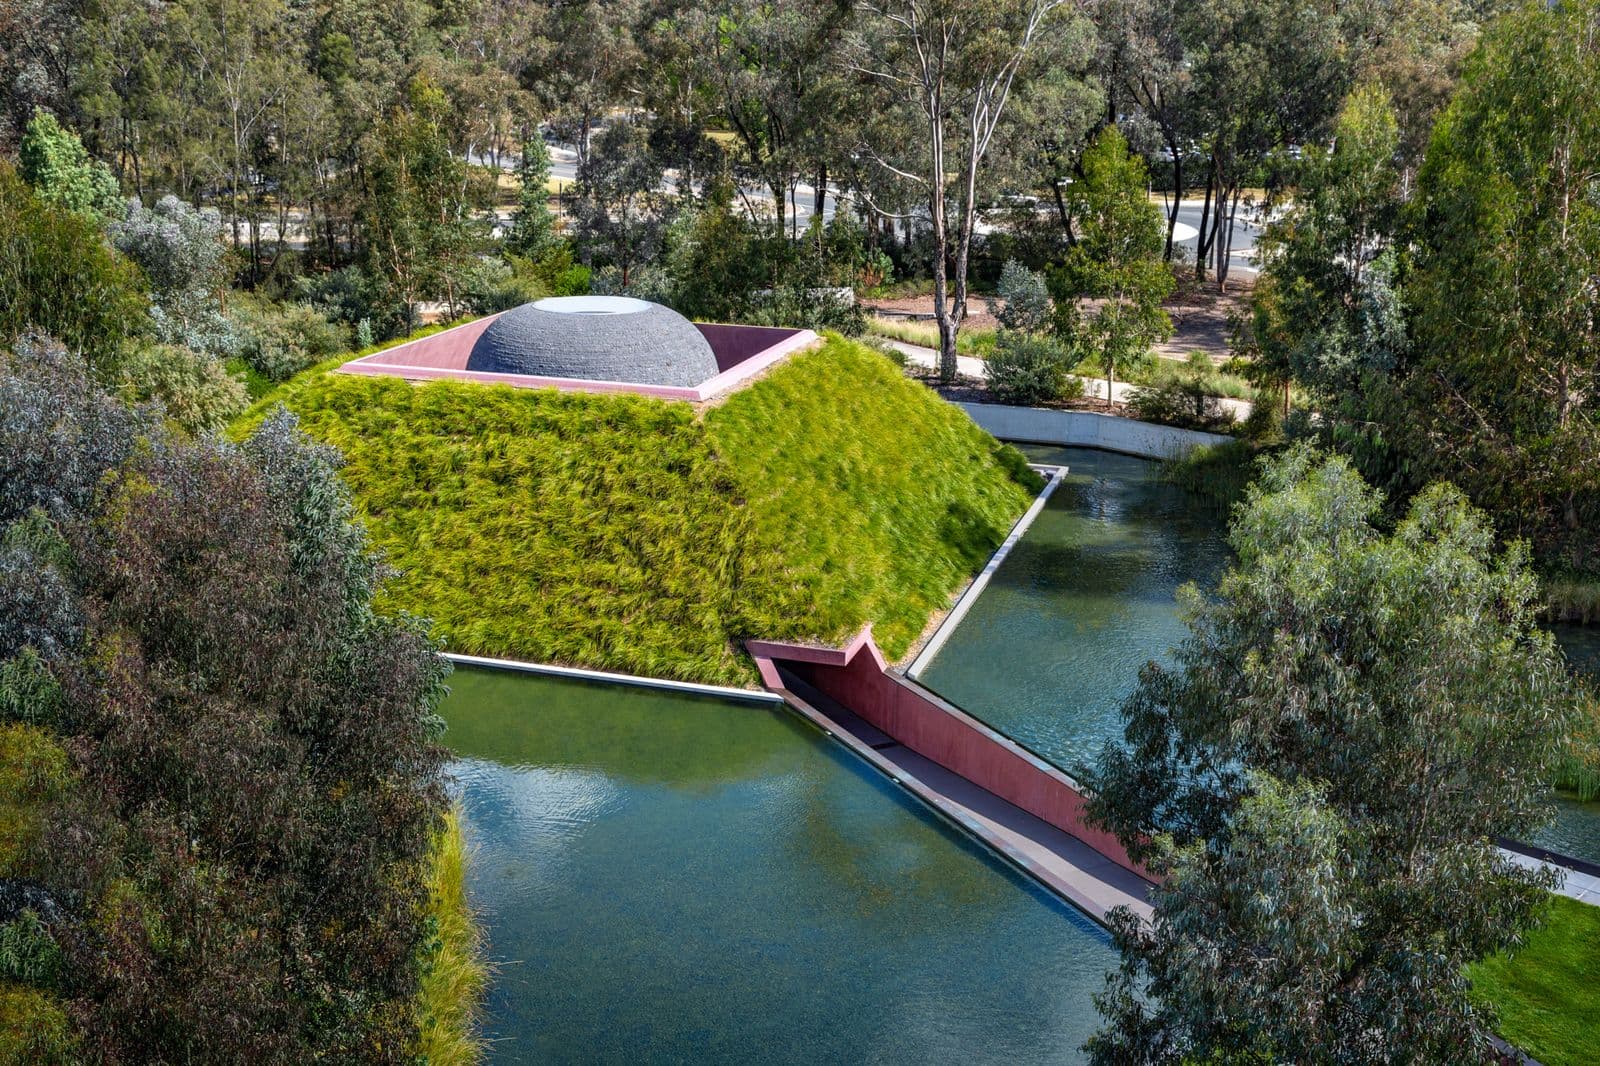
753, 632, 1148, 880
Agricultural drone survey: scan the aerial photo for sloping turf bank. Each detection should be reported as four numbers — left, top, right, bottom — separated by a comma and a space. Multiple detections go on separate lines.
233, 335, 1039, 685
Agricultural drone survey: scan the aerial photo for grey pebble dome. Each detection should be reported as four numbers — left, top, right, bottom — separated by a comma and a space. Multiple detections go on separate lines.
465, 296, 719, 387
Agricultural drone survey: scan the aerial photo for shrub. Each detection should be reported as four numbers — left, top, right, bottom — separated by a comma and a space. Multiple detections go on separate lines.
0, 165, 147, 377
986, 331, 1073, 405
992, 259, 1051, 334
1127, 373, 1235, 431
119, 342, 248, 435
111, 195, 237, 357
0, 344, 454, 1060
457, 255, 548, 315
233, 297, 350, 382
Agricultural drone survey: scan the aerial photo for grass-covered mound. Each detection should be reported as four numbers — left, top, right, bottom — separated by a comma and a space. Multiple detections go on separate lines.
233, 335, 1037, 684
1470, 894, 1600, 1066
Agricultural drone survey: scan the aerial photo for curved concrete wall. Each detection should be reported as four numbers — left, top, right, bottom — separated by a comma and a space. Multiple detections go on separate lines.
959, 402, 1231, 460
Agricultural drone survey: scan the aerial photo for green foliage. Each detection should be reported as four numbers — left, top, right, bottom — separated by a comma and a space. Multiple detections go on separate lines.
1159, 438, 1268, 512
1087, 447, 1579, 1062
0, 724, 73, 877
0, 911, 63, 988
414, 807, 486, 1065
0, 339, 454, 1060
985, 331, 1075, 405
1053, 128, 1174, 403
648, 197, 868, 333
118, 342, 249, 435
0, 164, 147, 378
992, 259, 1052, 334
1397, 0, 1600, 575
111, 194, 238, 357
18, 109, 122, 221
0, 985, 77, 1065
361, 71, 491, 314
236, 336, 1035, 680
1249, 83, 1404, 409
232, 295, 351, 383
507, 139, 558, 259
1126, 374, 1234, 432
1468, 895, 1600, 1066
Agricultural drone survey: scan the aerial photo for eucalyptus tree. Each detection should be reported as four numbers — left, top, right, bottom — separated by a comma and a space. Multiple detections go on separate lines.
1180, 0, 1347, 288
1086, 447, 1577, 1062
1248, 83, 1406, 420
1095, 0, 1191, 259
1056, 127, 1172, 406
1396, 0, 1600, 576
848, 0, 1082, 380
527, 0, 643, 176
691, 0, 854, 235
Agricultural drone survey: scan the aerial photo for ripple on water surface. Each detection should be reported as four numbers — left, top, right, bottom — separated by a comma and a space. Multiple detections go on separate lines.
442, 666, 1117, 1065
917, 445, 1230, 772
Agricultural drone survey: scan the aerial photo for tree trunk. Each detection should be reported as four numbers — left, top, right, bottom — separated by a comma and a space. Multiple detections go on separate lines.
1194, 153, 1217, 284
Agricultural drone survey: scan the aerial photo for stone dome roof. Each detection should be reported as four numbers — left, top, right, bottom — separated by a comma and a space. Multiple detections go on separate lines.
465, 296, 718, 387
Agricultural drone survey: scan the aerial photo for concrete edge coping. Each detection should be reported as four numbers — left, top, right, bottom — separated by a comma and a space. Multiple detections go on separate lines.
440, 652, 782, 704
776, 684, 1131, 928
905, 463, 1068, 678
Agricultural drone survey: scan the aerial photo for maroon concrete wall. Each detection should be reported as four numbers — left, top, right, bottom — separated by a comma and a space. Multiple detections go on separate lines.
361, 315, 500, 369
696, 323, 805, 371
761, 633, 1147, 880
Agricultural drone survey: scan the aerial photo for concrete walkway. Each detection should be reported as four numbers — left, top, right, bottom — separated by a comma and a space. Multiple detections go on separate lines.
779, 671, 1154, 926
1502, 848, 1600, 906
888, 338, 1255, 421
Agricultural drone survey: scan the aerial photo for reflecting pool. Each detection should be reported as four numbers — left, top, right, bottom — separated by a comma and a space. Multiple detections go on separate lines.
916, 445, 1229, 774
918, 446, 1600, 865
1537, 624, 1600, 863
442, 666, 1117, 1064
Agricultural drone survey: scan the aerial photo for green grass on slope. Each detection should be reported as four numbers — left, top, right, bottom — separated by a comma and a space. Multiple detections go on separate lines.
707, 335, 1039, 657
241, 373, 758, 683
232, 335, 1036, 683
1469, 894, 1600, 1066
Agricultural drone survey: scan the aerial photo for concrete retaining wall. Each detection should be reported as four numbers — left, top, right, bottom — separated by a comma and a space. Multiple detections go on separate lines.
959, 402, 1231, 459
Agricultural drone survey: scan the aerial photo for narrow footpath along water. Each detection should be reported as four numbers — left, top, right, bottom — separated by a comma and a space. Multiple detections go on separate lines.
917, 445, 1600, 863
441, 666, 1117, 1065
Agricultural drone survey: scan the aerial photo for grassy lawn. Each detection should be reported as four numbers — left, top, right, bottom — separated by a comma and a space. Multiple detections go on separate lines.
233, 335, 1037, 684
1469, 894, 1600, 1066
866, 315, 998, 357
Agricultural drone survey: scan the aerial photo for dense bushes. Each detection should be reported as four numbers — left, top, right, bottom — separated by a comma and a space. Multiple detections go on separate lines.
985, 332, 1078, 405
0, 163, 146, 377
232, 295, 351, 382
0, 339, 451, 1061
235, 335, 1038, 680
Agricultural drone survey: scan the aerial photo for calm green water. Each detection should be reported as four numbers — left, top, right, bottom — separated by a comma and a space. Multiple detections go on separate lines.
917, 446, 1229, 775
442, 666, 1116, 1065
919, 446, 1600, 864
1538, 624, 1600, 861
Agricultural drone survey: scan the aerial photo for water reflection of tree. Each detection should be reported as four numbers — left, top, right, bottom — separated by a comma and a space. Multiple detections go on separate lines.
441, 668, 790, 790
783, 738, 1022, 933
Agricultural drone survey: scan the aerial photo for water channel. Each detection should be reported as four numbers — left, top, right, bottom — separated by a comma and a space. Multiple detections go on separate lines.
442, 665, 1116, 1064
917, 444, 1600, 864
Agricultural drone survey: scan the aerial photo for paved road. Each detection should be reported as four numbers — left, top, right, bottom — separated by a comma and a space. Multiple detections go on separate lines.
1167, 197, 1263, 276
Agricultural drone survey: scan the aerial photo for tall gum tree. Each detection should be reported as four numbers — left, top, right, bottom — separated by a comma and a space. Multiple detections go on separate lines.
848, 0, 1080, 380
